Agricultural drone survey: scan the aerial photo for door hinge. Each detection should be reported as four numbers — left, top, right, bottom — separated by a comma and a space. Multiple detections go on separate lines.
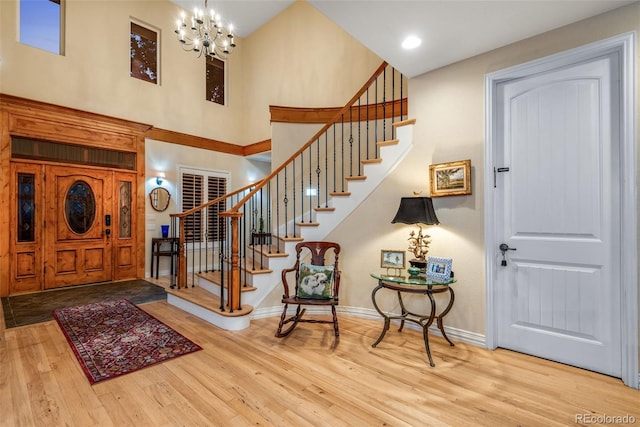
493, 167, 510, 188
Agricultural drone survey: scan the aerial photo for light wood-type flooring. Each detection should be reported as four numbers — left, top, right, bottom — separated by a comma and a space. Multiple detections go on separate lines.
1, 279, 639, 426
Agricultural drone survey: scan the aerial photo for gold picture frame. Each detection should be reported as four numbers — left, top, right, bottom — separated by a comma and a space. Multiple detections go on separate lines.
429, 159, 472, 197
380, 250, 406, 269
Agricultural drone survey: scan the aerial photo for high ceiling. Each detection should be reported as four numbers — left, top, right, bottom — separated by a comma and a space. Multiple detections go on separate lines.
172, 0, 635, 78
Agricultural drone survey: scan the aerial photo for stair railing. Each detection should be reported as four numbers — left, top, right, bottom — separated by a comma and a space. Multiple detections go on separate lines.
218, 61, 408, 312
169, 181, 263, 299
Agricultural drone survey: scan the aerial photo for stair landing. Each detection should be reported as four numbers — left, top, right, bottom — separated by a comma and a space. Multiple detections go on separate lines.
166, 286, 254, 330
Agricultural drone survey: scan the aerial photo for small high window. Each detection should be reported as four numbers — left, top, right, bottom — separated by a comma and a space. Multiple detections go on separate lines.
19, 0, 64, 55
206, 56, 225, 105
130, 21, 158, 84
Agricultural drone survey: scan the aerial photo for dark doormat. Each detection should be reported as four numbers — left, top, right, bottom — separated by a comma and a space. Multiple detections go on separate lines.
1, 279, 167, 329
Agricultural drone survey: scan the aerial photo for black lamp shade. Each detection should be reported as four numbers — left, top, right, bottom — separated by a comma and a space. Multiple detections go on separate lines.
391, 197, 439, 225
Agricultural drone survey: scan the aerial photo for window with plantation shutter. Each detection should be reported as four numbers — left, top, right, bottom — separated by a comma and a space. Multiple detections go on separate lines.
207, 176, 227, 241
181, 173, 203, 241
180, 168, 229, 243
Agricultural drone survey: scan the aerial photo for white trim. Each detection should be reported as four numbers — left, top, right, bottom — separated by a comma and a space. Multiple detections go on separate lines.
251, 305, 487, 348
484, 32, 638, 388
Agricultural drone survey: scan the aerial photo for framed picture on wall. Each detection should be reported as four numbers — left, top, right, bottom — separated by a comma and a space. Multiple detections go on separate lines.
429, 159, 472, 197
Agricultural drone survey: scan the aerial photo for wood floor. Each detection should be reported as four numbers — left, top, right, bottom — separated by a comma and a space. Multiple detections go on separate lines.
1, 288, 639, 426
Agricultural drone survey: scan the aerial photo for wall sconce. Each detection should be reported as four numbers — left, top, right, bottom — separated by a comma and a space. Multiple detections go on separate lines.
391, 197, 440, 274
156, 172, 166, 185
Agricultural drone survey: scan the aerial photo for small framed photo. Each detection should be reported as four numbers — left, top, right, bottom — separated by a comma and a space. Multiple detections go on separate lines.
429, 159, 472, 197
381, 250, 406, 269
426, 256, 453, 282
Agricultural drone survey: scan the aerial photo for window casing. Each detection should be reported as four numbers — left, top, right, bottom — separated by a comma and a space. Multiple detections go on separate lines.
19, 0, 64, 55
180, 167, 229, 244
130, 21, 158, 84
206, 56, 225, 105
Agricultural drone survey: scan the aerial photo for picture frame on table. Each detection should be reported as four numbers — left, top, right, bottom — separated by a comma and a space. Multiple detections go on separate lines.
381, 250, 406, 269
429, 159, 472, 197
426, 256, 453, 283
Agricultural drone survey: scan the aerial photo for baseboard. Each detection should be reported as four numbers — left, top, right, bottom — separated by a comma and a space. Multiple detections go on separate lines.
251, 305, 486, 348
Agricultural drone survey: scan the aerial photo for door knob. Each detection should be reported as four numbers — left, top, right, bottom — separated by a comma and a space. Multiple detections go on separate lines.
499, 243, 516, 266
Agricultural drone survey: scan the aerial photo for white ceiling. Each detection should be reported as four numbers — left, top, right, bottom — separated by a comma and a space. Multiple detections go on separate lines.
173, 0, 635, 78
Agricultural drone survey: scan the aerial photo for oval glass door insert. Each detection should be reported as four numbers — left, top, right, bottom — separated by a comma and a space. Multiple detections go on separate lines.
65, 180, 96, 234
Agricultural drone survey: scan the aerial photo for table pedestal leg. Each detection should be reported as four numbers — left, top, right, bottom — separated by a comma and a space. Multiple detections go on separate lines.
371, 285, 389, 348
436, 287, 456, 346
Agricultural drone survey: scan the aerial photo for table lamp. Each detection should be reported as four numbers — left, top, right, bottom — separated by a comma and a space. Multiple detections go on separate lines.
391, 197, 439, 275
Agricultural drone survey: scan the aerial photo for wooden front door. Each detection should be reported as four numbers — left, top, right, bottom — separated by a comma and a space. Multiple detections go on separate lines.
10, 162, 137, 294
44, 165, 113, 289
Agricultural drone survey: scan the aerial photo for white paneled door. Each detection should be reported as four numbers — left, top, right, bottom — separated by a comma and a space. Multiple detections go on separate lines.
494, 54, 621, 376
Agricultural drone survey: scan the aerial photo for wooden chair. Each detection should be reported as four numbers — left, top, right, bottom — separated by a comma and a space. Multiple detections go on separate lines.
275, 241, 341, 338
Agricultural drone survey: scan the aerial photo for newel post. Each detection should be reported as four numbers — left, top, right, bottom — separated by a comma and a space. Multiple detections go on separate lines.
221, 210, 243, 311
177, 217, 186, 289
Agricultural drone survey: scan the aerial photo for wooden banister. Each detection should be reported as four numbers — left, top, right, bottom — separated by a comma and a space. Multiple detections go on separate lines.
170, 180, 263, 289
229, 61, 389, 213
220, 61, 394, 311
170, 60, 405, 313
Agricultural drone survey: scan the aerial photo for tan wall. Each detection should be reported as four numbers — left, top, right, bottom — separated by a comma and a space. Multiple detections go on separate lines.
0, 0, 381, 146
240, 0, 383, 143
0, 0, 246, 143
322, 2, 640, 336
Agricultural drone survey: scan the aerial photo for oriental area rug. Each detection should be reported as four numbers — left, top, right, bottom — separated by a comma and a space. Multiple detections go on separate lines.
53, 299, 202, 384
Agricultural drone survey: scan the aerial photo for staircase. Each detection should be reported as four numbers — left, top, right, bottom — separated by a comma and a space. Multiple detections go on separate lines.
167, 62, 413, 330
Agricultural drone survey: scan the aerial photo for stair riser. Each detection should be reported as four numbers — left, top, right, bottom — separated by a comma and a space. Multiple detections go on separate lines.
167, 294, 250, 330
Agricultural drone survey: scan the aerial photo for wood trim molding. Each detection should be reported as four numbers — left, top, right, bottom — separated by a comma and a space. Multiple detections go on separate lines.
243, 139, 271, 156
270, 98, 408, 124
146, 127, 244, 156
147, 128, 272, 157
0, 94, 150, 296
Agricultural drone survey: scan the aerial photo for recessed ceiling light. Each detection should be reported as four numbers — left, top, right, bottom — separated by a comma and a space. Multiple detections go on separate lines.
401, 36, 422, 50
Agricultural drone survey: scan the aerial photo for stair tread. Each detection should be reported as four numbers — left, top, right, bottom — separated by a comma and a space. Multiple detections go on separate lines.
378, 139, 399, 147
314, 207, 335, 212
167, 286, 254, 317
345, 176, 367, 181
330, 192, 351, 196
361, 158, 382, 164
227, 262, 273, 274
247, 245, 289, 257
195, 271, 257, 292
296, 222, 320, 227
278, 236, 304, 242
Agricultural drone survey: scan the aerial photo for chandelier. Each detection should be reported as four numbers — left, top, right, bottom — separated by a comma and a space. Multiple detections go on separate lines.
175, 0, 236, 58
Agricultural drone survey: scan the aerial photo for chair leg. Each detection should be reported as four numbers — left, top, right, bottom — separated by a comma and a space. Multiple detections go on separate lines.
331, 305, 339, 337
275, 304, 306, 338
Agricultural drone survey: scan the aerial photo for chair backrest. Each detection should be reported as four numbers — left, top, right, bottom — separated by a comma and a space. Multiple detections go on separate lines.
292, 241, 341, 297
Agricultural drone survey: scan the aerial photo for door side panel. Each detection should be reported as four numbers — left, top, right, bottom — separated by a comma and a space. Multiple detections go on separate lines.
113, 172, 137, 280
9, 163, 44, 294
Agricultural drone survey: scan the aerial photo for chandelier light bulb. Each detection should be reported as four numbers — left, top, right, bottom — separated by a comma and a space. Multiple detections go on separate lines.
175, 0, 236, 59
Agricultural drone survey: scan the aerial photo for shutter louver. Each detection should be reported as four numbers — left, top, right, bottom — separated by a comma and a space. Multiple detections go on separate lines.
207, 176, 227, 241
182, 173, 204, 241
